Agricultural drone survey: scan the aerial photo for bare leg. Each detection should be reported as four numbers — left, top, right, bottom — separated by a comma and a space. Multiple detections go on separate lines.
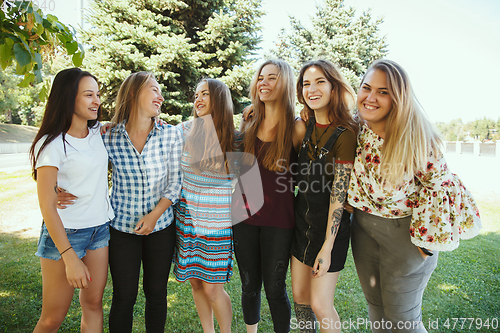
310, 271, 340, 333
291, 256, 317, 333
33, 258, 75, 333
190, 279, 233, 333
79, 247, 108, 333
190, 279, 215, 332
246, 323, 258, 333
202, 282, 232, 333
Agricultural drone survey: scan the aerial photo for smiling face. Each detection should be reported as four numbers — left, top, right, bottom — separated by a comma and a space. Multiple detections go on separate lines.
257, 64, 279, 103
357, 69, 393, 131
194, 81, 211, 117
302, 66, 332, 115
138, 78, 164, 118
73, 76, 100, 122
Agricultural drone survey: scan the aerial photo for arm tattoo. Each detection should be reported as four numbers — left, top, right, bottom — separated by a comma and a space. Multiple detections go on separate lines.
330, 208, 342, 236
329, 163, 352, 236
318, 258, 324, 265
54, 182, 58, 194
330, 163, 352, 205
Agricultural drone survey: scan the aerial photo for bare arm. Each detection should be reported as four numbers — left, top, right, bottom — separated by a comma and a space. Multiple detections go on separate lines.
293, 118, 306, 153
312, 162, 353, 278
37, 166, 91, 288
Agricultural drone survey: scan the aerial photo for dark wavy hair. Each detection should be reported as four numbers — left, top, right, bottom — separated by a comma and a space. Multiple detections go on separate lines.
29, 68, 101, 180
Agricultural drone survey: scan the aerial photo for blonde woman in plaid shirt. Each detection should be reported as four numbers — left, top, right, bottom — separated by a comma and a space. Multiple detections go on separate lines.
102, 72, 183, 332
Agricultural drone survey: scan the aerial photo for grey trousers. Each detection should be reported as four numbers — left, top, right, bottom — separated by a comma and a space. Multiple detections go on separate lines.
351, 209, 438, 333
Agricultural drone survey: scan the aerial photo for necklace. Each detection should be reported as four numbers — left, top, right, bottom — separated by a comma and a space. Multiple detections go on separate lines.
310, 121, 333, 159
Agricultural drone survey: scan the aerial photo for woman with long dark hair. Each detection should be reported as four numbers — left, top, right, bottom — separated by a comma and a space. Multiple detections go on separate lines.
30, 68, 114, 332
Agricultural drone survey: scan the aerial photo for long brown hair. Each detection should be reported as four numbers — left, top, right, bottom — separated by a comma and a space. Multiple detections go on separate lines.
297, 59, 358, 135
243, 59, 295, 171
29, 68, 101, 180
185, 78, 235, 174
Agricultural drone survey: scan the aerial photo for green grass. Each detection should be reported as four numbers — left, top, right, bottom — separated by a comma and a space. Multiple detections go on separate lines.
0, 171, 499, 332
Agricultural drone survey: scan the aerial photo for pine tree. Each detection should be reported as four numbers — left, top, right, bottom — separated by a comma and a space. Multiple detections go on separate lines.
82, 0, 263, 119
269, 0, 387, 88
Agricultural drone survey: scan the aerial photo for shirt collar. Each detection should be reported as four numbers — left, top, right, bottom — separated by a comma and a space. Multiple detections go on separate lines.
114, 119, 162, 134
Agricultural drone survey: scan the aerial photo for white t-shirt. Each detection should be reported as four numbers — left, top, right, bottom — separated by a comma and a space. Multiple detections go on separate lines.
34, 125, 114, 229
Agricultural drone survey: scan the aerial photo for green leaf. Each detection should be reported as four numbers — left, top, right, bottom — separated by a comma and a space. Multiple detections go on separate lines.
72, 51, 84, 67
43, 19, 54, 30
65, 41, 78, 55
57, 34, 69, 44
0, 39, 14, 69
33, 9, 43, 23
7, 35, 22, 44
15, 61, 30, 75
39, 83, 49, 102
34, 68, 43, 84
18, 73, 35, 88
13, 43, 32, 67
46, 14, 58, 23
36, 22, 45, 36
34, 52, 42, 69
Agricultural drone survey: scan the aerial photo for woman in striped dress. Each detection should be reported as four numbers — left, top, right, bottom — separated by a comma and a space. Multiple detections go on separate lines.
174, 78, 239, 333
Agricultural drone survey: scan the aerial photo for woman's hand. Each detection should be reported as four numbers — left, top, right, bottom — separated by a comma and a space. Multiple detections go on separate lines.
134, 214, 158, 235
61, 250, 91, 289
312, 247, 331, 279
242, 105, 254, 121
417, 247, 430, 259
343, 202, 353, 214
299, 107, 310, 122
100, 122, 112, 135
56, 187, 77, 209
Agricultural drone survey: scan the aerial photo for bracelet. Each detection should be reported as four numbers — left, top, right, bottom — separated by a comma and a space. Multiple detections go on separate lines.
419, 246, 433, 256
60, 246, 73, 256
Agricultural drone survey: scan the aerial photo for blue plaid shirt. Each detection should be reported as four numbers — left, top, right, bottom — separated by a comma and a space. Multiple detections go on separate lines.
104, 120, 183, 234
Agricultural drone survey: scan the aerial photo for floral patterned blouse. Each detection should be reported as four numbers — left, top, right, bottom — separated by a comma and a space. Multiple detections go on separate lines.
348, 124, 482, 251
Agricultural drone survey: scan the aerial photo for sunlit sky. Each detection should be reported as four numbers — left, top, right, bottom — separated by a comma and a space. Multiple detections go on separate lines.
48, 0, 500, 123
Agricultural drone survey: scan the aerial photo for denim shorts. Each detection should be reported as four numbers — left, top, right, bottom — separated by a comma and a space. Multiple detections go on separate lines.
35, 222, 110, 261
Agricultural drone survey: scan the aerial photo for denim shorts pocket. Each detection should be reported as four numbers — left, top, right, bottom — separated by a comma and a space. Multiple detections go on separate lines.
65, 228, 78, 235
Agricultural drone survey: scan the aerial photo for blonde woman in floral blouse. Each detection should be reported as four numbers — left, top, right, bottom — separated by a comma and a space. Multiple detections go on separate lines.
347, 59, 481, 333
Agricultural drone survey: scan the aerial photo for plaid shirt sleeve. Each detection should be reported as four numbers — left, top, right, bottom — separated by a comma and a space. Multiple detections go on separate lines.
161, 125, 183, 205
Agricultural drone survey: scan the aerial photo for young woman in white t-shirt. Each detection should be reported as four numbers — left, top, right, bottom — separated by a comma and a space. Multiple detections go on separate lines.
29, 68, 114, 333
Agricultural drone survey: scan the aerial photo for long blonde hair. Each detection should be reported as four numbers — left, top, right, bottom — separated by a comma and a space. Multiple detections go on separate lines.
243, 59, 296, 171
110, 71, 155, 126
185, 78, 236, 174
361, 59, 442, 185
